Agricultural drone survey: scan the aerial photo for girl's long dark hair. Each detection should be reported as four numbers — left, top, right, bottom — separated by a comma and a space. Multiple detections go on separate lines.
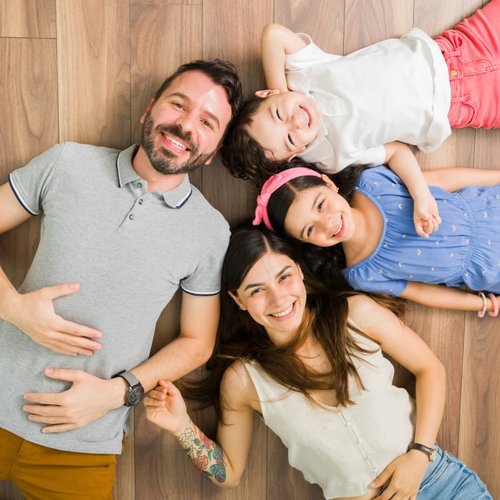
184, 223, 375, 418
267, 161, 365, 289
264, 160, 404, 333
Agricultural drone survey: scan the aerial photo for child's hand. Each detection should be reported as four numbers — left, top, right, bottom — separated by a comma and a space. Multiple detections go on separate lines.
413, 194, 441, 238
144, 380, 190, 434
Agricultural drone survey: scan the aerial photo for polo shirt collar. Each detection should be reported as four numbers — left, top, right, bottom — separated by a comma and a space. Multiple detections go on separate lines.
116, 145, 141, 187
116, 145, 193, 208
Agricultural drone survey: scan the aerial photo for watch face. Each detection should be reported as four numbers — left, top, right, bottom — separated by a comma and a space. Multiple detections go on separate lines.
127, 385, 145, 406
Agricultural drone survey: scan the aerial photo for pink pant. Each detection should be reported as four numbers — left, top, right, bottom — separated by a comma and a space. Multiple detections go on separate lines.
435, 0, 500, 128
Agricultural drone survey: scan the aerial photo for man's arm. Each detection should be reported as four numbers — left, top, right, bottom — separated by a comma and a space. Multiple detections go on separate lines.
261, 23, 307, 91
0, 182, 102, 355
0, 183, 32, 317
132, 292, 219, 390
384, 141, 441, 238
23, 292, 220, 432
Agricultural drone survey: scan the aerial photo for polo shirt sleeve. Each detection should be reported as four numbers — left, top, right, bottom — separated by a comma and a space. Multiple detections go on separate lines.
8, 143, 64, 215
180, 222, 230, 296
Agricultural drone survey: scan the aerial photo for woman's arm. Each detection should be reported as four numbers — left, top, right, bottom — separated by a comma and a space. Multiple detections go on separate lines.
384, 142, 441, 237
401, 282, 497, 313
349, 294, 445, 450
348, 294, 446, 499
423, 167, 500, 191
144, 363, 256, 488
261, 23, 307, 91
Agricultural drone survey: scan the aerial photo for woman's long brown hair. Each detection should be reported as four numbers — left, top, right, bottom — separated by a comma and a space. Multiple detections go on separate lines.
183, 223, 401, 418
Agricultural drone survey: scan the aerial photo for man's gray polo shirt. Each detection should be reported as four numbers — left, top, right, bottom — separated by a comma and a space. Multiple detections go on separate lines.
0, 142, 229, 454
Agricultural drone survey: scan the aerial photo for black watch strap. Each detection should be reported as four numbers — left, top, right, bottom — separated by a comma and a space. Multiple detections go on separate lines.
407, 442, 436, 461
115, 370, 144, 407
116, 370, 140, 388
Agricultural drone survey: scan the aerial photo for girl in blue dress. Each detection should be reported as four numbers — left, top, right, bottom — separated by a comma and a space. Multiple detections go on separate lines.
252, 164, 500, 316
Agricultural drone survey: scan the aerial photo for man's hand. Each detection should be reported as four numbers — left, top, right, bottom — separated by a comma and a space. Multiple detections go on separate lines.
371, 451, 429, 499
23, 368, 125, 432
413, 193, 441, 238
6, 283, 102, 355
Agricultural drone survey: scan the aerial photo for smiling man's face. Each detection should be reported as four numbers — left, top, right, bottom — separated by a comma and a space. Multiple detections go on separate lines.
140, 70, 233, 174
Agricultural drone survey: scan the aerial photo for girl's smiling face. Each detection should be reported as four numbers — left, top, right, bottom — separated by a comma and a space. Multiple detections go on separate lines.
284, 177, 354, 247
245, 89, 323, 162
229, 251, 306, 343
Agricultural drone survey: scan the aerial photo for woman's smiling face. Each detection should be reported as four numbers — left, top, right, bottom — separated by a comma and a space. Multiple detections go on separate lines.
229, 251, 306, 343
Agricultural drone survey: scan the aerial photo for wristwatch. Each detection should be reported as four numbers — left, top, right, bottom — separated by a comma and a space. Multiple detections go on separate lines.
407, 442, 436, 462
114, 370, 145, 407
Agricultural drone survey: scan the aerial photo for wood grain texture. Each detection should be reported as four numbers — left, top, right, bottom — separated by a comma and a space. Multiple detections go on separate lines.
0, 39, 58, 177
345, 0, 413, 51
113, 417, 135, 500
56, 0, 131, 148
0, 37, 55, 296
0, 0, 55, 38
0, 1, 499, 499
275, 0, 344, 53
460, 315, 500, 495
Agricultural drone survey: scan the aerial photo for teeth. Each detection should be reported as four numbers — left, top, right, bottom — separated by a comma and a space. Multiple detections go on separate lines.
271, 304, 293, 318
333, 218, 343, 236
299, 106, 310, 127
163, 133, 188, 151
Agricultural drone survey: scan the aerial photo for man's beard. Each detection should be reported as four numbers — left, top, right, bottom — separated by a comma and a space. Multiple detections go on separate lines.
141, 113, 215, 175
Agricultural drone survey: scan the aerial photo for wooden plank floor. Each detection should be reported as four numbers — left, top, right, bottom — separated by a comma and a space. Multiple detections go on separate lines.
0, 0, 498, 498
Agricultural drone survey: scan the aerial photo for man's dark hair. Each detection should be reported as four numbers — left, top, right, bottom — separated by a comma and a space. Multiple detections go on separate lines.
220, 97, 285, 187
154, 59, 243, 123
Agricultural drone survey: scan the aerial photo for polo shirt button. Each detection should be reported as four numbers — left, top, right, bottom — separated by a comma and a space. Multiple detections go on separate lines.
137, 182, 143, 188
450, 69, 458, 77
138, 199, 144, 205
129, 214, 135, 220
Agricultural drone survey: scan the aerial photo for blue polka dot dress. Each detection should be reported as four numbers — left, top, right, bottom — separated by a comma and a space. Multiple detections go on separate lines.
342, 166, 500, 295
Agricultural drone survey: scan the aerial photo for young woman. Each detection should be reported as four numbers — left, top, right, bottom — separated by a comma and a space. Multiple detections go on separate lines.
144, 224, 491, 499
252, 164, 500, 315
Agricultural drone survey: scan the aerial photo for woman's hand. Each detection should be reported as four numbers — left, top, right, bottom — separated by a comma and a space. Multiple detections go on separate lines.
144, 380, 190, 434
371, 451, 430, 499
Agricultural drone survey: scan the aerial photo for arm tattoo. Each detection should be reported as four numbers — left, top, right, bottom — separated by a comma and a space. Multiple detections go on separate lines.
174, 419, 227, 483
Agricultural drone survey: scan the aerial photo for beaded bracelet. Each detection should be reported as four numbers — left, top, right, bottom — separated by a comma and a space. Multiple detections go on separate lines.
488, 293, 499, 318
478, 292, 487, 318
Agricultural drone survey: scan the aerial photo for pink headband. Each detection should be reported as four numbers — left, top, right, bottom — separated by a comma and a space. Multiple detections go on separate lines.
253, 167, 323, 230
